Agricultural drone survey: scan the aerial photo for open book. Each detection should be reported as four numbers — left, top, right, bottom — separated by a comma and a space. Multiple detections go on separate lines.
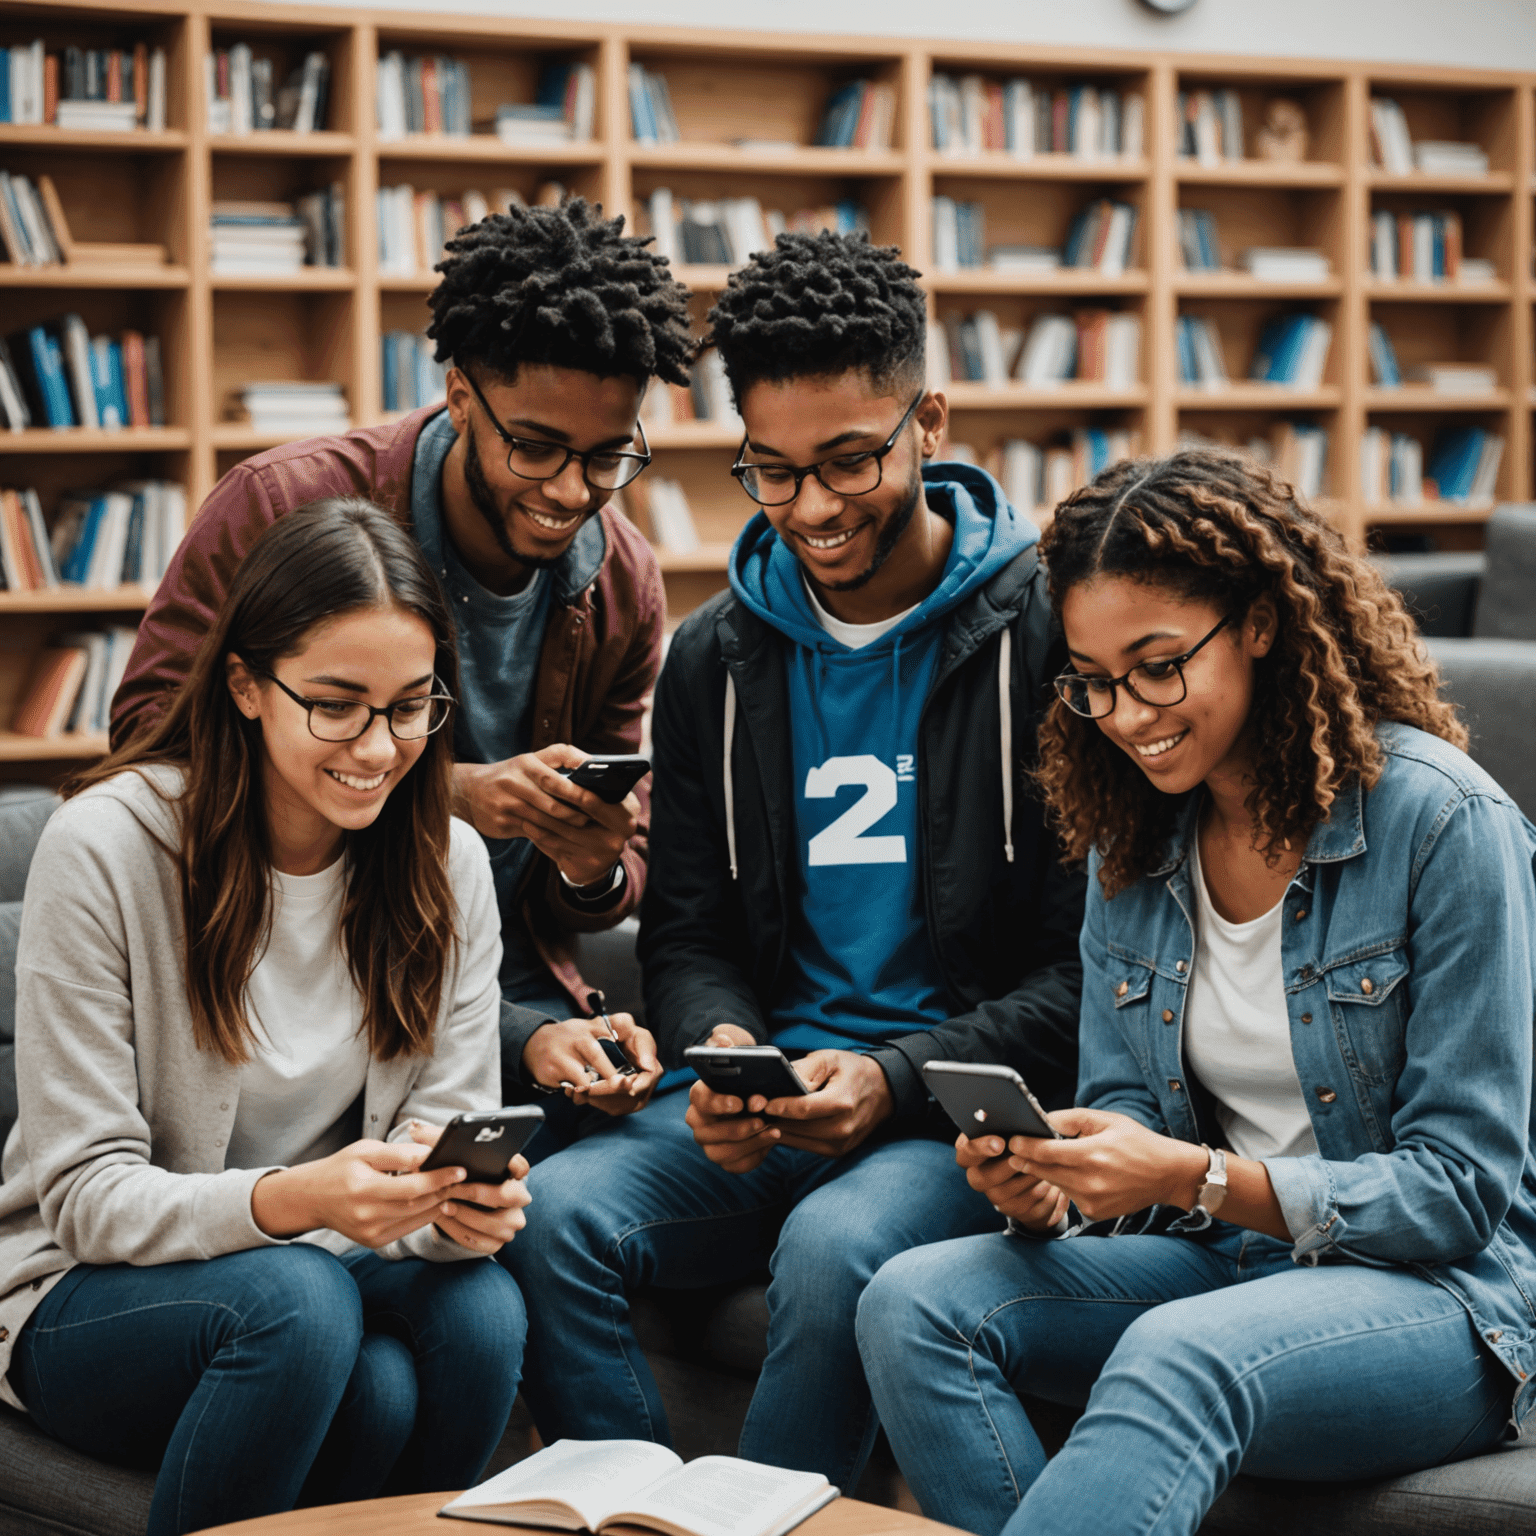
439, 1439, 838, 1536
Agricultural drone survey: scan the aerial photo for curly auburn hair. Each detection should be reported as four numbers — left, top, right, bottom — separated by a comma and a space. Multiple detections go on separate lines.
427, 196, 693, 387
705, 229, 926, 402
1036, 447, 1465, 896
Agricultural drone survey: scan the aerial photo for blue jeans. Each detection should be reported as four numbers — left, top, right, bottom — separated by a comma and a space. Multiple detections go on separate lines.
12, 1243, 527, 1536
501, 1088, 1000, 1489
857, 1227, 1514, 1536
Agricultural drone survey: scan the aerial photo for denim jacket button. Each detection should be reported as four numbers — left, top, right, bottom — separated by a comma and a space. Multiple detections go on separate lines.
1116, 981, 1129, 998
1168, 1079, 1184, 1093
1360, 977, 1374, 995
1175, 960, 1187, 973
1161, 1009, 1174, 1023
1294, 909, 1307, 921
1301, 1013, 1312, 1024
1315, 1086, 1337, 1103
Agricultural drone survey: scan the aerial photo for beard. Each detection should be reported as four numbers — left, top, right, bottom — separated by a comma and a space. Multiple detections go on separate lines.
462, 424, 586, 571
812, 465, 923, 593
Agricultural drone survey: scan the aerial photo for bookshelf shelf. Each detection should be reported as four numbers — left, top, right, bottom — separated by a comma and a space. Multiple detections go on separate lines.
1174, 160, 1345, 188
0, 1, 1531, 778
923, 153, 1150, 182
0, 428, 191, 453
0, 265, 190, 288
208, 131, 356, 157
927, 270, 1150, 296
209, 270, 358, 291
0, 731, 109, 763
375, 136, 605, 165
0, 587, 154, 615
1174, 273, 1344, 299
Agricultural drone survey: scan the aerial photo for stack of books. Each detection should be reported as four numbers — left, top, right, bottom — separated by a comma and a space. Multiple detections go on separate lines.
990, 428, 1141, 526
1405, 362, 1498, 395
642, 191, 867, 267
1175, 316, 1229, 391
51, 479, 187, 589
627, 65, 679, 144
0, 318, 163, 432
929, 75, 1143, 159
0, 40, 167, 131
640, 350, 741, 431
210, 201, 308, 276
237, 382, 349, 437
1177, 209, 1221, 272
0, 171, 166, 271
10, 626, 140, 739
376, 186, 526, 276
930, 197, 985, 270
1426, 424, 1505, 503
205, 46, 330, 134
1175, 88, 1245, 164
496, 62, 596, 145
1240, 248, 1331, 282
1062, 199, 1137, 275
1360, 427, 1424, 506
0, 485, 51, 590
381, 333, 446, 413
1367, 322, 1402, 386
987, 247, 1063, 275
1249, 314, 1332, 389
1368, 209, 1493, 284
935, 309, 1139, 389
815, 81, 896, 150
1414, 141, 1489, 177
375, 52, 472, 138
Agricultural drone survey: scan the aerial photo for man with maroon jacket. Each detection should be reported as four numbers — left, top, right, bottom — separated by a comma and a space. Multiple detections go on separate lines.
112, 199, 696, 1130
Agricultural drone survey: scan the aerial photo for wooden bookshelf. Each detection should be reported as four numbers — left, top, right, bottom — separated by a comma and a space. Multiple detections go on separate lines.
0, 0, 1533, 776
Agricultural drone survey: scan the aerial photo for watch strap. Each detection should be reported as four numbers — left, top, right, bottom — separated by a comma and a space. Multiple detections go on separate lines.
1194, 1143, 1228, 1219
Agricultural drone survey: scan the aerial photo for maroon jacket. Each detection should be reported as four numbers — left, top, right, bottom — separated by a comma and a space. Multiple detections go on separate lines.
112, 406, 664, 1010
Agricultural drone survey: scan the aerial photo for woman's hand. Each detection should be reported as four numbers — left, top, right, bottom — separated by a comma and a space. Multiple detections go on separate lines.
523, 1013, 662, 1115
1007, 1108, 1208, 1222
251, 1138, 469, 1247
407, 1122, 532, 1255
956, 1133, 1070, 1230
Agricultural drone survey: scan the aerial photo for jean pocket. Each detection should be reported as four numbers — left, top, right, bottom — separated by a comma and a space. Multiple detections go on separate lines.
1324, 949, 1409, 1085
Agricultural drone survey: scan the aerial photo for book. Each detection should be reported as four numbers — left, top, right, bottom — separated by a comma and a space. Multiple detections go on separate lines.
1240, 248, 1330, 282
440, 1439, 837, 1536
1406, 362, 1497, 395
11, 646, 89, 737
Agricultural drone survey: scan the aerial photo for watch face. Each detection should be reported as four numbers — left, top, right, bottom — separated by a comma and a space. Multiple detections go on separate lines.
1140, 0, 1198, 12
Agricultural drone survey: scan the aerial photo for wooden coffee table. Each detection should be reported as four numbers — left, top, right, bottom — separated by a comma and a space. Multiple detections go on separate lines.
194, 1493, 966, 1536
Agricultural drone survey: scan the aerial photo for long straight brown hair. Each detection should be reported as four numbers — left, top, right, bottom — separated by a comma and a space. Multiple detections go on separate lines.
69, 497, 462, 1064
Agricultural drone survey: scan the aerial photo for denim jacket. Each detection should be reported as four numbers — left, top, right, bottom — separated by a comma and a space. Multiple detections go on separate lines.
1076, 723, 1536, 1425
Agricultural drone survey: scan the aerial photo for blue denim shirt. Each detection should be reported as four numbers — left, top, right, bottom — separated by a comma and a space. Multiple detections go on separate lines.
1076, 723, 1536, 1424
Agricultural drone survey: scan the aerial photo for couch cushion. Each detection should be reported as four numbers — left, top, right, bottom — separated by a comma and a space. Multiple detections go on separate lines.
0, 791, 58, 908
1427, 638, 1536, 820
1376, 551, 1485, 638
0, 1405, 154, 1536
1475, 505, 1536, 641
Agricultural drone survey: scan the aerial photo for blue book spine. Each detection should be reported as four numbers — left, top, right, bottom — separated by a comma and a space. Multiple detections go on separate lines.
61, 497, 107, 583
536, 64, 571, 110
88, 340, 118, 427
1176, 316, 1196, 383
106, 342, 128, 426
381, 334, 398, 412
0, 50, 10, 123
32, 330, 75, 428
121, 493, 146, 584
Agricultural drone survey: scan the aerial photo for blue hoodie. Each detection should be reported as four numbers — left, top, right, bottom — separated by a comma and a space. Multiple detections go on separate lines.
728, 462, 1037, 1054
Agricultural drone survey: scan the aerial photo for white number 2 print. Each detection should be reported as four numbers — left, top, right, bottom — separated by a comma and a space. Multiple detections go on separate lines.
805, 755, 907, 866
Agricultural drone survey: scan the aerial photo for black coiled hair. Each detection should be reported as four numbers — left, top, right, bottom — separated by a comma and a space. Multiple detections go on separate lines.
706, 230, 926, 403
427, 197, 693, 387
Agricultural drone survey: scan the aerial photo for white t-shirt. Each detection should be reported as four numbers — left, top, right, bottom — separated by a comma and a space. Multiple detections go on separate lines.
803, 575, 918, 650
1182, 839, 1319, 1161
224, 855, 371, 1171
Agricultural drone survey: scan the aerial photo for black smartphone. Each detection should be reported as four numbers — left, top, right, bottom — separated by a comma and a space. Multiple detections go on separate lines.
558, 754, 651, 804
922, 1061, 1063, 1141
418, 1106, 545, 1208
684, 1044, 811, 1113
597, 1036, 639, 1077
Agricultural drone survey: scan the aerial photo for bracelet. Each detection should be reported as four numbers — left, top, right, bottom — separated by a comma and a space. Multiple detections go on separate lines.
559, 862, 624, 900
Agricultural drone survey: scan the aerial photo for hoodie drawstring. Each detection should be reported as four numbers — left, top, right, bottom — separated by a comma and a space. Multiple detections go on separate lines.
723, 670, 739, 881
998, 630, 1014, 864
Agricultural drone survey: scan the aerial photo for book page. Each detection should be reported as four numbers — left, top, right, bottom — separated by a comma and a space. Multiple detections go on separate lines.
602, 1456, 834, 1536
444, 1439, 684, 1529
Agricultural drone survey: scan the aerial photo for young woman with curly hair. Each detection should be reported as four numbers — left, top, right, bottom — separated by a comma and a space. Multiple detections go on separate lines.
857, 447, 1536, 1536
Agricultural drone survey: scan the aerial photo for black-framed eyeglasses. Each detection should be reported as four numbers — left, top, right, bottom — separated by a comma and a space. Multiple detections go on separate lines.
463, 368, 652, 492
1054, 615, 1234, 720
260, 672, 458, 743
731, 391, 925, 507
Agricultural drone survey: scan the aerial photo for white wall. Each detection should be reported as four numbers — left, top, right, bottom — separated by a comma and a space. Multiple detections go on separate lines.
263, 0, 1536, 74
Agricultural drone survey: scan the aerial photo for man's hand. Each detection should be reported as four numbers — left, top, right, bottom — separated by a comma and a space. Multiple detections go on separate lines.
760, 1049, 894, 1159
406, 1121, 533, 1254
455, 745, 640, 888
956, 1133, 1069, 1230
522, 1013, 662, 1116
685, 1023, 778, 1174
1006, 1107, 1208, 1223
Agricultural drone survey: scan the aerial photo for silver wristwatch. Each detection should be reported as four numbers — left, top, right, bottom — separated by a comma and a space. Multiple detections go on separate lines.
1194, 1143, 1228, 1219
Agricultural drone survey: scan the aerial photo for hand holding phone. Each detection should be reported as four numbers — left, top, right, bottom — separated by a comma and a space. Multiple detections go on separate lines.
557, 754, 650, 804
417, 1107, 545, 1209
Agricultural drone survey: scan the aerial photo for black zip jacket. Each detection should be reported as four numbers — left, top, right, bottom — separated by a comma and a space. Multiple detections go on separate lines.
638, 544, 1086, 1118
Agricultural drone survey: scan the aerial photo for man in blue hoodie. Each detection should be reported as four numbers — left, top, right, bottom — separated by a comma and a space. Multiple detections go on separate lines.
504, 232, 1086, 1487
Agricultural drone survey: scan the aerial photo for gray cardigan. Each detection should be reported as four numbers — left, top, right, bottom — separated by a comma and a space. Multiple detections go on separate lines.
0, 767, 503, 1409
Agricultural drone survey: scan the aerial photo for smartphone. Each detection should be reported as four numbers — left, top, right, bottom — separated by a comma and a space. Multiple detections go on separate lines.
684, 1044, 811, 1112
922, 1061, 1063, 1141
558, 754, 650, 804
418, 1106, 545, 1208
597, 1036, 639, 1077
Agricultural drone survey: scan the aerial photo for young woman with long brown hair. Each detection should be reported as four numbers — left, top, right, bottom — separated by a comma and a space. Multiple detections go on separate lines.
0, 498, 528, 1536
858, 448, 1536, 1535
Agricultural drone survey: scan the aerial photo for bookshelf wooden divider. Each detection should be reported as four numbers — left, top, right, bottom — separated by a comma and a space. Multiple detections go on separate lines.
1, 0, 1533, 778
